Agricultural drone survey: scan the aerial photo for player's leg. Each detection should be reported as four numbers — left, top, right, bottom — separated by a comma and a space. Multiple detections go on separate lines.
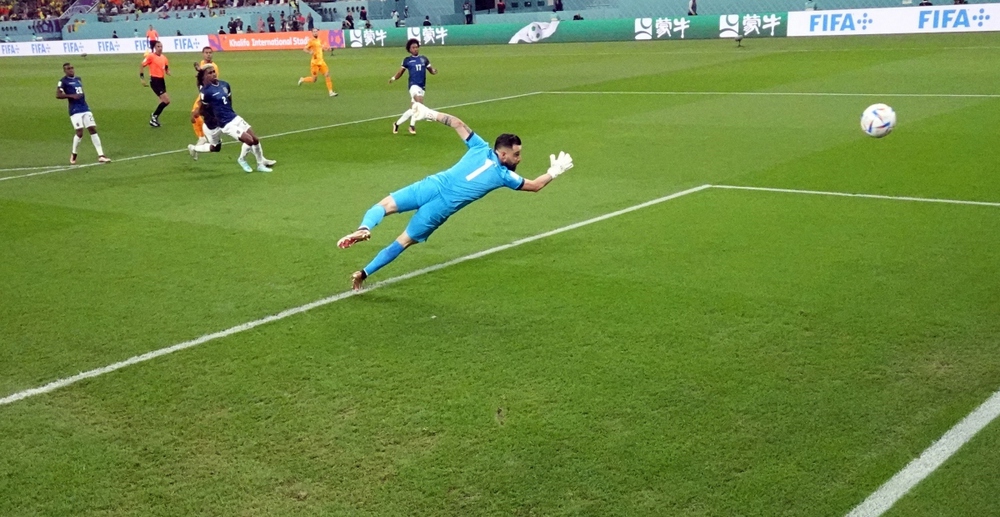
235, 124, 271, 172
190, 125, 222, 159
85, 114, 109, 163
408, 86, 425, 134
300, 63, 318, 84
150, 83, 170, 126
352, 232, 418, 290
70, 114, 84, 164
323, 66, 336, 96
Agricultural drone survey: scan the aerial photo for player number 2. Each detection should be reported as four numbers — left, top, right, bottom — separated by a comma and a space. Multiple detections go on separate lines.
465, 159, 494, 181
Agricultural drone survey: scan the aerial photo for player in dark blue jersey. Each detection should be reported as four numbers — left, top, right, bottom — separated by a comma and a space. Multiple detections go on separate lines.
187, 66, 276, 172
388, 38, 437, 135
56, 63, 111, 165
337, 102, 574, 290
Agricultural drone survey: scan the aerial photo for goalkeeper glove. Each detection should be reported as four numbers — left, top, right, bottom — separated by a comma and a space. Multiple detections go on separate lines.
546, 151, 574, 178
411, 102, 440, 122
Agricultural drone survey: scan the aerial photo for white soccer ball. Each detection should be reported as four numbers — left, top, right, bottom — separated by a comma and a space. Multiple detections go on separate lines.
860, 103, 896, 138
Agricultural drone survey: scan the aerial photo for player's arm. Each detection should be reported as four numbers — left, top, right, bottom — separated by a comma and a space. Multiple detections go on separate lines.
428, 64, 438, 75
190, 99, 201, 124
520, 151, 574, 192
139, 58, 149, 86
164, 64, 170, 76
388, 67, 406, 83
55, 84, 80, 100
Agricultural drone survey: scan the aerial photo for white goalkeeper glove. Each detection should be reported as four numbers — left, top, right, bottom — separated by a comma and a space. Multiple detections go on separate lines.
546, 151, 574, 178
411, 102, 440, 122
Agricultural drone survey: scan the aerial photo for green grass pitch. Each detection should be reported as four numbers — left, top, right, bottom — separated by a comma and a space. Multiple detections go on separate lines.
1, 33, 1000, 516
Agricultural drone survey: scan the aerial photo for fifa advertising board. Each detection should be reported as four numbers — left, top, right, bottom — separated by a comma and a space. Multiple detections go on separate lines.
787, 3, 999, 36
0, 35, 210, 57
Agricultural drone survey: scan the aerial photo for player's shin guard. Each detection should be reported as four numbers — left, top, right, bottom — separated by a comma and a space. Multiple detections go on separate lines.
72, 135, 82, 154
90, 134, 104, 156
395, 109, 414, 128
360, 204, 387, 230
363, 241, 405, 277
239, 143, 251, 161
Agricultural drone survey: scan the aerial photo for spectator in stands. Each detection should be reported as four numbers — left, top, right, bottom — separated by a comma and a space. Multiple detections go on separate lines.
257, 14, 264, 32
218, 25, 225, 34
496, 0, 505, 14
463, 1, 472, 24
553, 0, 563, 11
423, 15, 431, 26
687, 0, 697, 15
307, 12, 313, 30
280, 11, 286, 31
804, 0, 818, 10
112, 30, 118, 37
267, 12, 275, 31
572, 13, 583, 20
346, 11, 354, 28
3, 34, 10, 42
176, 29, 182, 35
359, 5, 366, 20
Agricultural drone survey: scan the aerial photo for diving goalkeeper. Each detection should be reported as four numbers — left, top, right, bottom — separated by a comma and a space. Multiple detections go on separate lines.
337, 102, 574, 291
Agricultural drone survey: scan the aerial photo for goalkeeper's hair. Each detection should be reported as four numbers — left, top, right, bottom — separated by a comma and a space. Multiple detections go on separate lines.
494, 133, 521, 151
406, 38, 419, 52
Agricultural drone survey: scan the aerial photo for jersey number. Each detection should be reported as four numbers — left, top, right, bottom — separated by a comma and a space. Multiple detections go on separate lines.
414, 64, 422, 71
465, 159, 494, 181
75, 87, 83, 94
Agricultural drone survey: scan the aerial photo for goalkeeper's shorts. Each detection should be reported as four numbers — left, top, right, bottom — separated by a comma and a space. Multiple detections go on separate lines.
391, 178, 457, 242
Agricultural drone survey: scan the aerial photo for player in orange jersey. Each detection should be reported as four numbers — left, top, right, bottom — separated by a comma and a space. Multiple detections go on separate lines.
190, 46, 219, 146
297, 29, 337, 97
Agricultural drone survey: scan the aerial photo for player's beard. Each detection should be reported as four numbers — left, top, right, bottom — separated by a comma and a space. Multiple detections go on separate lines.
501, 158, 517, 172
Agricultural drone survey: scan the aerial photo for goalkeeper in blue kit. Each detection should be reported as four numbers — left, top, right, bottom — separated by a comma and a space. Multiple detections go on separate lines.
337, 102, 574, 290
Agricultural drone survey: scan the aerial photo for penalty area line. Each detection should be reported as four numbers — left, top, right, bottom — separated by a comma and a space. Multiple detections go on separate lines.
0, 92, 544, 183
0, 183, 711, 407
711, 184, 1000, 208
546, 91, 1000, 99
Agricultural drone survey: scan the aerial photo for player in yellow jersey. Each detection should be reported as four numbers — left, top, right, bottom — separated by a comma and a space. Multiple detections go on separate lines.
297, 29, 337, 97
190, 47, 219, 148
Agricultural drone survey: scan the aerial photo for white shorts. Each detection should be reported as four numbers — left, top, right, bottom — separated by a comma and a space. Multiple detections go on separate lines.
203, 124, 222, 146
222, 116, 251, 140
409, 85, 425, 100
70, 111, 96, 130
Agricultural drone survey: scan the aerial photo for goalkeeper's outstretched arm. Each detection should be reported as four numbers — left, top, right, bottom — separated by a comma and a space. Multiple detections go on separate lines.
411, 103, 472, 140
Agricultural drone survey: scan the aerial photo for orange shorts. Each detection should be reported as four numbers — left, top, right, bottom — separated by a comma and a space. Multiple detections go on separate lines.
310, 62, 329, 76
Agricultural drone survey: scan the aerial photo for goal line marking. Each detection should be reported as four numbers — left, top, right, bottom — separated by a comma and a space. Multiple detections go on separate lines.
0, 184, 711, 406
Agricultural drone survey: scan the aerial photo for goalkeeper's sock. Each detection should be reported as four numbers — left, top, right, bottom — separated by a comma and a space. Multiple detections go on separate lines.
360, 204, 386, 230
363, 241, 405, 277
325, 77, 334, 92
72, 134, 82, 154
395, 109, 413, 127
239, 143, 251, 161
192, 142, 212, 153
90, 134, 104, 156
300, 76, 315, 83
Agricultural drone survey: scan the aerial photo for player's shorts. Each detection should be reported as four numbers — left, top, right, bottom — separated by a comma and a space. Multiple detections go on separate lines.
204, 125, 222, 146
148, 39, 156, 50
390, 177, 459, 242
150, 77, 167, 96
69, 111, 96, 130
310, 62, 329, 76
221, 115, 251, 140
409, 84, 425, 100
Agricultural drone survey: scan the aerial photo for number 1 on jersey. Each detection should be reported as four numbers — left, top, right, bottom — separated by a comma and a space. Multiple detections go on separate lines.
465, 159, 494, 181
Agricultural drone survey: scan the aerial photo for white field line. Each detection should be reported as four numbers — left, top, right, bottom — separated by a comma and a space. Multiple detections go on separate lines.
0, 92, 544, 181
711, 185, 1000, 208
0, 183, 712, 407
548, 91, 1000, 99
845, 390, 1000, 517
707, 183, 1000, 517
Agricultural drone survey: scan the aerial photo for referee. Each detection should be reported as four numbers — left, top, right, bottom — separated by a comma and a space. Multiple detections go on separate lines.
139, 40, 171, 127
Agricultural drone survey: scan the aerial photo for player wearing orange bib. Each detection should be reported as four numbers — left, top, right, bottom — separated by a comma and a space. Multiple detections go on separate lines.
190, 47, 219, 145
297, 29, 337, 97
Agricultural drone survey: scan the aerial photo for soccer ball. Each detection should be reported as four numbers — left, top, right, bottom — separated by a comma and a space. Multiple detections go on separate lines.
860, 103, 896, 138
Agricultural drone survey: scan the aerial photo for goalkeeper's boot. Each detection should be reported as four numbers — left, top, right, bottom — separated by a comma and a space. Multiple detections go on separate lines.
337, 228, 371, 249
351, 270, 367, 291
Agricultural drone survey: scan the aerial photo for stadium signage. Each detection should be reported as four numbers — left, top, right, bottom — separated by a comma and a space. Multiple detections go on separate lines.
208, 31, 344, 51
787, 3, 999, 36
0, 36, 210, 57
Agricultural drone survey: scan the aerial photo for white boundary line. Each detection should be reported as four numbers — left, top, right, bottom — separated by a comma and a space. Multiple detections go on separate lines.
548, 91, 1000, 99
5, 88, 999, 178
711, 184, 1000, 208
845, 390, 1000, 517
0, 92, 543, 182
0, 183, 712, 406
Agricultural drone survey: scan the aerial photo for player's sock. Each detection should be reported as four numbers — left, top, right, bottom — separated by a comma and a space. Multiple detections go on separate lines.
72, 135, 82, 154
239, 143, 251, 161
360, 204, 386, 230
251, 144, 265, 164
362, 241, 406, 277
90, 134, 104, 156
410, 112, 418, 127
153, 102, 167, 117
325, 77, 334, 93
196, 136, 208, 145
193, 143, 212, 152
395, 110, 413, 128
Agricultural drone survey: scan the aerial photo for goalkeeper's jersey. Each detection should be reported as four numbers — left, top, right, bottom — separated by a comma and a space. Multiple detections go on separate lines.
425, 132, 524, 209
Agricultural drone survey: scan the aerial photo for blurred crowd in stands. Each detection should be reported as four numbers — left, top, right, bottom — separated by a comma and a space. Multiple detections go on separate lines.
1, 0, 65, 20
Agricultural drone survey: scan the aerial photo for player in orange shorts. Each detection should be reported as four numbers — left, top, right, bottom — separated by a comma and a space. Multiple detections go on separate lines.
190, 46, 219, 147
297, 29, 337, 97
